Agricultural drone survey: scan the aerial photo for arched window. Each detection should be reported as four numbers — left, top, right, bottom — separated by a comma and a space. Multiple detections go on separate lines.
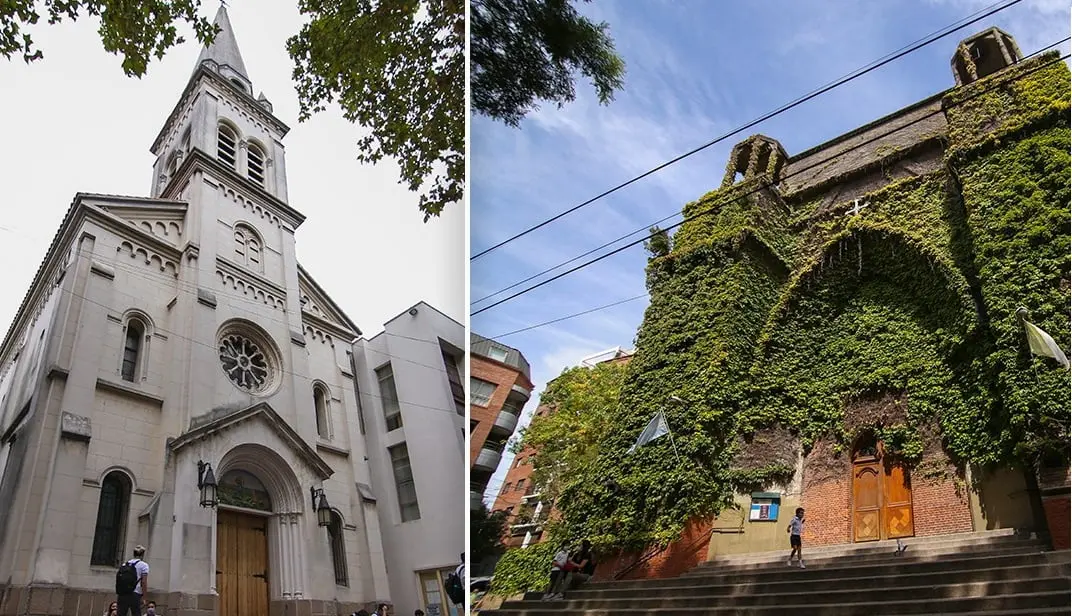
232, 224, 263, 273
166, 151, 179, 178
328, 510, 348, 586
121, 320, 144, 382
91, 472, 131, 566
247, 142, 266, 186
314, 385, 329, 439
217, 123, 238, 168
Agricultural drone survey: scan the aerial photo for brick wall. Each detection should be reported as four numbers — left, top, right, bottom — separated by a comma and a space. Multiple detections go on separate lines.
1042, 496, 1070, 550
592, 518, 711, 581
801, 439, 852, 546
801, 477, 852, 546
912, 472, 974, 537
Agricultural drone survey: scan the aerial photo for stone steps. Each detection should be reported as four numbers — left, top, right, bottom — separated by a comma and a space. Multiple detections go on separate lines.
676, 540, 1048, 575
484, 531, 1069, 616
690, 528, 1032, 570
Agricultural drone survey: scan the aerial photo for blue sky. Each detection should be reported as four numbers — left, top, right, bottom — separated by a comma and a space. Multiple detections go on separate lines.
470, 0, 1070, 502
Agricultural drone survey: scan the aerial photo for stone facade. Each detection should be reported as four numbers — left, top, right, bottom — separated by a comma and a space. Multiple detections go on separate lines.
0, 8, 399, 615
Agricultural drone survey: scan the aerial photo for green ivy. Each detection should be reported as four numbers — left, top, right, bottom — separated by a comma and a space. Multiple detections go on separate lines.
544, 53, 1070, 552
488, 542, 559, 596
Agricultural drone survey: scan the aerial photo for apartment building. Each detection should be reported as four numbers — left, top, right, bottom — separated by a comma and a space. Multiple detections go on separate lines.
491, 347, 633, 547
469, 334, 533, 511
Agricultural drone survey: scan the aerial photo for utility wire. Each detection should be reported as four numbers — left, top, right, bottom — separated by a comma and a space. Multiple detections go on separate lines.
469, 0, 1026, 261
488, 294, 649, 340
472, 44, 1071, 316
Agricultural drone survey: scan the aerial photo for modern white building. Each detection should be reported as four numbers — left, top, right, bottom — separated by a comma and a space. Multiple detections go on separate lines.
352, 303, 465, 616
0, 8, 459, 616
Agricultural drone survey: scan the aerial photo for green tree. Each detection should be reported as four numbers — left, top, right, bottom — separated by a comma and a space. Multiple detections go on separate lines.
471, 0, 625, 126
644, 225, 671, 259
288, 0, 464, 222
520, 360, 629, 508
470, 503, 509, 564
0, 0, 215, 76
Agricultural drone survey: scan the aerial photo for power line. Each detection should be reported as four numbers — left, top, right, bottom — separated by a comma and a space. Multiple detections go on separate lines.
488, 294, 649, 340
472, 45, 1071, 316
469, 0, 1026, 261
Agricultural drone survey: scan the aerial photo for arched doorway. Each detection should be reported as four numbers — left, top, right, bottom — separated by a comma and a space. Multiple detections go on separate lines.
216, 469, 271, 616
852, 433, 914, 542
213, 444, 308, 616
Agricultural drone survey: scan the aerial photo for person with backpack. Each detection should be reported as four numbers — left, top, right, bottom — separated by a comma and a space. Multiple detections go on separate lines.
115, 545, 149, 616
444, 552, 465, 607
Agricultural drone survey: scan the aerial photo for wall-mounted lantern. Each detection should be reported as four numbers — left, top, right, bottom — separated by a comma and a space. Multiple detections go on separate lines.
197, 460, 218, 508
310, 487, 332, 527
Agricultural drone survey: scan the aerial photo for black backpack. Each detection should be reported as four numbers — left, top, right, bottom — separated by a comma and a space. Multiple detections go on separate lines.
116, 559, 140, 594
444, 571, 464, 604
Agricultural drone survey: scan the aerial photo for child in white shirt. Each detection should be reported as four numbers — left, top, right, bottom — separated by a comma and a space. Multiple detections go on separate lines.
787, 507, 805, 569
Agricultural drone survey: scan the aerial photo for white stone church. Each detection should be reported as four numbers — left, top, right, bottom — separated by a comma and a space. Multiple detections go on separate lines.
0, 8, 464, 616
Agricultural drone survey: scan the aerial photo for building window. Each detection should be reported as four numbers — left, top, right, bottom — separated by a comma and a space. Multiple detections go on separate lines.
470, 378, 496, 407
469, 420, 478, 433
515, 478, 525, 492
442, 350, 465, 416
121, 320, 144, 382
487, 344, 509, 362
91, 472, 131, 566
377, 364, 402, 431
328, 510, 348, 586
389, 443, 420, 522
233, 224, 263, 273
247, 142, 266, 186
217, 123, 238, 168
314, 384, 329, 439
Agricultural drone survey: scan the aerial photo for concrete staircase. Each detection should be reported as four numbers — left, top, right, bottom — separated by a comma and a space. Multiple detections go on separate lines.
488, 529, 1070, 615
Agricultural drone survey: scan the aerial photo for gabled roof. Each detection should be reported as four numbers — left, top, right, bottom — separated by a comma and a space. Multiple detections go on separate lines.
297, 263, 362, 336
195, 6, 249, 79
170, 401, 334, 480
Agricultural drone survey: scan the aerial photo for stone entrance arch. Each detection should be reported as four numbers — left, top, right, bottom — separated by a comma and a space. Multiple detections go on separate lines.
215, 444, 308, 602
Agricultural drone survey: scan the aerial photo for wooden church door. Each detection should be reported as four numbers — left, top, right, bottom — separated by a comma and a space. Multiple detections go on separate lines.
851, 437, 914, 542
216, 509, 270, 616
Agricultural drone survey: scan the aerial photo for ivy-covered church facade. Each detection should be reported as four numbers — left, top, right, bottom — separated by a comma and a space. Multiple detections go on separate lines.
580, 28, 1070, 560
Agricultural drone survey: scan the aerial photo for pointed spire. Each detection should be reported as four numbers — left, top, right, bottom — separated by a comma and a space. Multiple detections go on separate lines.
194, 5, 248, 79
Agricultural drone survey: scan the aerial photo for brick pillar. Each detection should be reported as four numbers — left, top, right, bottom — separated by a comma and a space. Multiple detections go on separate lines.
1037, 466, 1071, 550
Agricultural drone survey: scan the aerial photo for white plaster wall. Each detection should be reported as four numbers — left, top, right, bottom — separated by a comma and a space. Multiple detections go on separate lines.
354, 304, 464, 616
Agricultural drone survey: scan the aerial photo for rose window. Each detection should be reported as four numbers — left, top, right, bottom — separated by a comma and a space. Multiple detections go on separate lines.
219, 334, 270, 392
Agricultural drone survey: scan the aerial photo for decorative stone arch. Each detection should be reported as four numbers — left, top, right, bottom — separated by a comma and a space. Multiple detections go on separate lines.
216, 443, 308, 600
231, 220, 265, 273
311, 380, 332, 440
244, 137, 271, 187
755, 225, 979, 354
216, 119, 242, 169
119, 309, 154, 383
97, 464, 140, 493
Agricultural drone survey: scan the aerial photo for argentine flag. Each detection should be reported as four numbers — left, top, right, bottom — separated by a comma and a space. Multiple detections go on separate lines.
627, 411, 670, 454
1023, 317, 1070, 369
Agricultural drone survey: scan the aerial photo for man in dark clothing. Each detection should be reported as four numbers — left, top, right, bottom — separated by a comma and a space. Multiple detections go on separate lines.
549, 539, 596, 598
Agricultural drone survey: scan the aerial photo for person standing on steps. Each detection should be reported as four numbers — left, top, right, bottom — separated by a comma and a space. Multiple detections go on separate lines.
787, 508, 806, 569
115, 544, 149, 616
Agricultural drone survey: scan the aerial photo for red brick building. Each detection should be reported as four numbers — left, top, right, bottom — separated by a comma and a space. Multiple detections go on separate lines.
469, 334, 533, 512
491, 348, 634, 547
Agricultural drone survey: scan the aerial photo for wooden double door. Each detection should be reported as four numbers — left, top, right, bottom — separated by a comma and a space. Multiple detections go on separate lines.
217, 510, 270, 616
852, 443, 914, 542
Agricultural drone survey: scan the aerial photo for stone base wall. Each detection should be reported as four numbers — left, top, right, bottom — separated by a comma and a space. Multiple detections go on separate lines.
269, 599, 373, 616
0, 585, 374, 616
